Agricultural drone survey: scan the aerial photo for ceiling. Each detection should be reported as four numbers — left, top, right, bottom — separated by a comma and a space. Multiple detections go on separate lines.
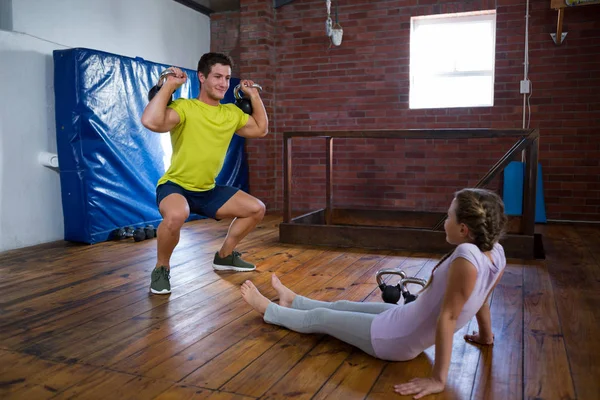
174, 0, 295, 15
174, 0, 240, 14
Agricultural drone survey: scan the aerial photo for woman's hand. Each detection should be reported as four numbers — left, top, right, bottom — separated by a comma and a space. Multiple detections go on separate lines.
394, 377, 445, 399
464, 330, 494, 345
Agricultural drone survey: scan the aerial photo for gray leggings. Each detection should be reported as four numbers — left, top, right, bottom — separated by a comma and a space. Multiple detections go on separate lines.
263, 296, 396, 357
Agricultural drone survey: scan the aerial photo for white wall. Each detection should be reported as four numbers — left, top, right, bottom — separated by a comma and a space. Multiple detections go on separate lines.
0, 0, 210, 252
0, 32, 67, 251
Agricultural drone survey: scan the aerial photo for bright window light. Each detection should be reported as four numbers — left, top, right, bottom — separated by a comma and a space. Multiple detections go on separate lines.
160, 133, 172, 171
409, 10, 497, 109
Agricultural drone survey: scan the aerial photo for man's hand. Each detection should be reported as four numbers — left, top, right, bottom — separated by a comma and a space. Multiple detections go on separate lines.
394, 377, 445, 399
240, 79, 260, 99
163, 66, 187, 90
464, 330, 494, 345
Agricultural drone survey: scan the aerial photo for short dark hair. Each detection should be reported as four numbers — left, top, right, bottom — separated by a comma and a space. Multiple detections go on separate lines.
197, 52, 234, 77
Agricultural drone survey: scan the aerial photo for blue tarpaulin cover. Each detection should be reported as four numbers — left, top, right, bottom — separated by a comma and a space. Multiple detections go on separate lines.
53, 48, 248, 244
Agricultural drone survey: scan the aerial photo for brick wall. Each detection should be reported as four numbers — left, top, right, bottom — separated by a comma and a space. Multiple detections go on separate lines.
212, 0, 600, 221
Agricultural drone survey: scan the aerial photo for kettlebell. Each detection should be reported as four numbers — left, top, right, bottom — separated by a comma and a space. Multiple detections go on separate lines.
234, 83, 262, 114
380, 283, 402, 304
148, 69, 177, 104
376, 269, 406, 304
375, 268, 427, 305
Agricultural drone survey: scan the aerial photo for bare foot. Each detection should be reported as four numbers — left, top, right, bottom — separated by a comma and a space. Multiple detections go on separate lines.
271, 274, 296, 307
240, 280, 271, 315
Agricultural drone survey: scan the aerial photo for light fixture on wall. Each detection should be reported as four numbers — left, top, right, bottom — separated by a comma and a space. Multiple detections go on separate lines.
325, 0, 343, 46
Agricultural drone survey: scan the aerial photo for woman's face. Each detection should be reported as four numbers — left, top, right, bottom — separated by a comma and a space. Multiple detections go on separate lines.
444, 198, 469, 245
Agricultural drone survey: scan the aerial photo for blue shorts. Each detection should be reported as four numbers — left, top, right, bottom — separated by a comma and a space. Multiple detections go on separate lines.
156, 181, 239, 220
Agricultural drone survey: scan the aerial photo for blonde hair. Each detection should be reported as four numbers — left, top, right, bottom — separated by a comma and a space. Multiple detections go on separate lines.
421, 188, 507, 290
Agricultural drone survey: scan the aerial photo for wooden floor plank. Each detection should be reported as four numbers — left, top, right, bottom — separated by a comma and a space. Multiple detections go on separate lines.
312, 351, 387, 400
0, 218, 230, 296
82, 247, 334, 370
49, 369, 173, 400
365, 353, 437, 400
139, 248, 327, 381
0, 220, 278, 346
0, 349, 100, 399
541, 224, 600, 400
259, 337, 353, 400
470, 266, 524, 400
1, 217, 599, 399
523, 264, 576, 400
219, 331, 319, 397
4, 259, 218, 348
15, 233, 281, 360
182, 251, 372, 392
154, 385, 256, 400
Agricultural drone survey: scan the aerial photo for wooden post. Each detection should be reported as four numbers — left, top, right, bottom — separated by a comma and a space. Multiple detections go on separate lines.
325, 137, 333, 225
521, 135, 539, 235
283, 135, 292, 223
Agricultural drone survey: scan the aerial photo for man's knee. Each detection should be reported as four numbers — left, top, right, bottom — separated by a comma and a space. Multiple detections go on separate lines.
242, 197, 266, 219
162, 211, 188, 231
159, 194, 189, 231
252, 199, 266, 219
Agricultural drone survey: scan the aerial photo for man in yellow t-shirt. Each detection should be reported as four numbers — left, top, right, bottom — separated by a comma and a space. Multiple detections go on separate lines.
141, 52, 269, 295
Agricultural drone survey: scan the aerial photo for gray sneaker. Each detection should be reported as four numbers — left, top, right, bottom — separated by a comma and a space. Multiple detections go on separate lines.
213, 251, 256, 271
150, 266, 171, 294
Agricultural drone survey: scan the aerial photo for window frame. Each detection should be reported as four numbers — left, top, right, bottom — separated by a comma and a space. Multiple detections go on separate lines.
409, 10, 498, 110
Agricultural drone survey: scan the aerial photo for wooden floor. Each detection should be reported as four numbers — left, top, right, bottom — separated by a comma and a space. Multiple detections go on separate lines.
1, 215, 598, 400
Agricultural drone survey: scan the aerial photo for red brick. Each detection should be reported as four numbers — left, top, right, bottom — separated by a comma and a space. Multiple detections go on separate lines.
210, 0, 600, 221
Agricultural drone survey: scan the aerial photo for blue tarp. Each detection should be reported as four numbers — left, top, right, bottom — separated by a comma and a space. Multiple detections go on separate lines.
53, 48, 248, 244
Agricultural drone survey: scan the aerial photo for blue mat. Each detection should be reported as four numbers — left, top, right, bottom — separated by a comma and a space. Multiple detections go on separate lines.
503, 161, 546, 223
53, 48, 249, 244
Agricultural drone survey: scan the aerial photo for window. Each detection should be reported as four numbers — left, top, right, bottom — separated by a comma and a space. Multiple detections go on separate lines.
409, 10, 497, 109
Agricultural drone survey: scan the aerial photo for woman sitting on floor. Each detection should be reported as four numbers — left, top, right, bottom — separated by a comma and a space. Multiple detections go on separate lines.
240, 188, 507, 398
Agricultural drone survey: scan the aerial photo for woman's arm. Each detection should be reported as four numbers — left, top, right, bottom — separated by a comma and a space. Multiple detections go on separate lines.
465, 269, 504, 345
395, 257, 477, 398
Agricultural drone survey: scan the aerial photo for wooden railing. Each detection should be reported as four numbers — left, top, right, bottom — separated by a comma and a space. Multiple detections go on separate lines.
281, 128, 542, 259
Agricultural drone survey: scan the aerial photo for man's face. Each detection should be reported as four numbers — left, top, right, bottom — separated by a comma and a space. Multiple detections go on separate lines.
199, 63, 231, 101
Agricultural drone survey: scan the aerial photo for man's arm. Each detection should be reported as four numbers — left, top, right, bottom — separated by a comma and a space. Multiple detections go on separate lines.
141, 68, 186, 133
236, 80, 268, 139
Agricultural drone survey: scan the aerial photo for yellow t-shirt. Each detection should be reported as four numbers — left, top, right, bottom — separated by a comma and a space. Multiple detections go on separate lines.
157, 99, 249, 191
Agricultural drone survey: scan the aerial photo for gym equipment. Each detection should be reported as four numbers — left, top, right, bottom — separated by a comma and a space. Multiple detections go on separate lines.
234, 83, 262, 114
53, 48, 249, 244
112, 226, 146, 242
148, 69, 177, 104
144, 224, 157, 239
112, 224, 157, 242
376, 268, 427, 305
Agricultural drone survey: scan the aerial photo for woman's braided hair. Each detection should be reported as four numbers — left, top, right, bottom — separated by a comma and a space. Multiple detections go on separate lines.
421, 188, 507, 291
